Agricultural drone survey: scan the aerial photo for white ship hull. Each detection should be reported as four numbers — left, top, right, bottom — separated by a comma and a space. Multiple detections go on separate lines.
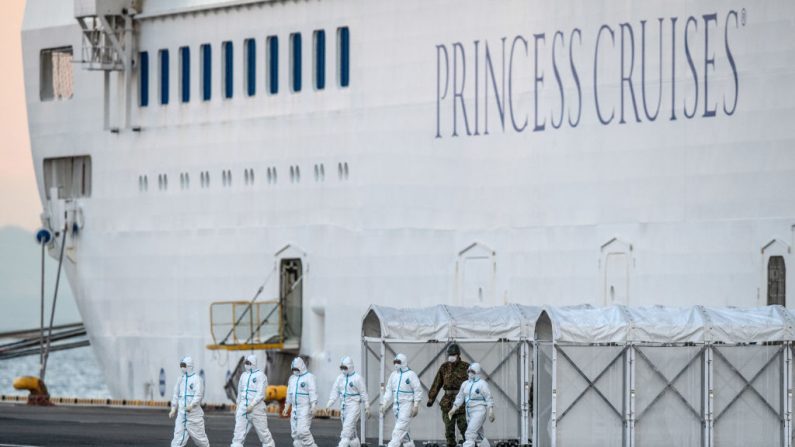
22, 0, 795, 402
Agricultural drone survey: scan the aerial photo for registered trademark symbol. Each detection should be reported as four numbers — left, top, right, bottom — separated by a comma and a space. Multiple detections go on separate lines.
740, 8, 747, 26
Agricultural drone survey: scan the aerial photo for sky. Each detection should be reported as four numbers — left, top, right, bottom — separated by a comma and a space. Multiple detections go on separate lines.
0, 0, 39, 232
0, 0, 80, 332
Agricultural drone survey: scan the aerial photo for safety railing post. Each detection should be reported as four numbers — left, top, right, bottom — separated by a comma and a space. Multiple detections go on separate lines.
625, 345, 635, 447
551, 344, 557, 447
785, 342, 792, 447
532, 341, 539, 447
520, 340, 528, 445
379, 340, 385, 447
704, 345, 713, 447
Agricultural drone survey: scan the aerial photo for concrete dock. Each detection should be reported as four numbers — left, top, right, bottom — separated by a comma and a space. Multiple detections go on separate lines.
0, 403, 348, 446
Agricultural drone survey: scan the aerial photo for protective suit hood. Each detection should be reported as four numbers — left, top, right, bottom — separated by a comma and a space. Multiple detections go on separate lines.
468, 363, 482, 379
245, 354, 258, 370
394, 353, 408, 371
291, 356, 308, 374
340, 356, 355, 375
180, 356, 194, 374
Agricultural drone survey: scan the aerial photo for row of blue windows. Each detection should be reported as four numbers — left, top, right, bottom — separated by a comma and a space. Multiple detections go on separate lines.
139, 27, 350, 106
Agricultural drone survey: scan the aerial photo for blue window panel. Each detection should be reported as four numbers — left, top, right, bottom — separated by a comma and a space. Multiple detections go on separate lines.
314, 30, 325, 90
339, 27, 350, 87
223, 41, 233, 99
180, 46, 190, 103
245, 39, 256, 97
139, 51, 149, 107
159, 49, 169, 105
267, 36, 278, 94
291, 33, 301, 92
201, 44, 211, 101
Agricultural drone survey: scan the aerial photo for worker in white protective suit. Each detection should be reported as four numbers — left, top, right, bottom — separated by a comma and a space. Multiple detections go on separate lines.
380, 353, 423, 447
327, 356, 371, 447
282, 357, 318, 447
448, 363, 495, 447
169, 356, 211, 447
230, 354, 276, 447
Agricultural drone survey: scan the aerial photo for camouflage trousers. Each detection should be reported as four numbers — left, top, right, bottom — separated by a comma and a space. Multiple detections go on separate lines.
441, 408, 467, 447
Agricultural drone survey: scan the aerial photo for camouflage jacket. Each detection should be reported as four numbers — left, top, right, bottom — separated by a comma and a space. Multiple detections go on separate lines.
428, 360, 470, 412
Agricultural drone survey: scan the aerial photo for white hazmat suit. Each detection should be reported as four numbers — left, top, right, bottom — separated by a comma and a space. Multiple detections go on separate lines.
284, 357, 318, 447
230, 354, 276, 447
169, 356, 211, 447
327, 356, 370, 447
380, 353, 423, 447
449, 363, 495, 447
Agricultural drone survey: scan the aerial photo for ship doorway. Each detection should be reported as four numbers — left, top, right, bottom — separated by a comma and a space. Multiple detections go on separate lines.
767, 256, 786, 306
604, 253, 629, 305
280, 258, 303, 346
456, 242, 496, 306
601, 238, 632, 306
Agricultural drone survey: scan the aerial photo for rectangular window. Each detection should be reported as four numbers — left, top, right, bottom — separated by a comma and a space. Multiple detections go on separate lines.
159, 49, 169, 105
223, 41, 233, 99
139, 51, 149, 106
201, 44, 212, 101
313, 30, 325, 90
338, 27, 350, 87
40, 47, 74, 101
179, 46, 190, 103
267, 36, 279, 95
245, 38, 256, 97
43, 156, 92, 199
290, 33, 302, 92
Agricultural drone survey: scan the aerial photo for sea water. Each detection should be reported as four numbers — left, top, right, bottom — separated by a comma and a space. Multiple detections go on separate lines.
0, 346, 110, 398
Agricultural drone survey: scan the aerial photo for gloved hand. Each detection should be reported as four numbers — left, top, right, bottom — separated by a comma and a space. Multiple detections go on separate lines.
168, 407, 176, 419
282, 405, 291, 417
186, 403, 195, 412
426, 399, 433, 407
447, 406, 458, 419
310, 403, 317, 414
365, 407, 371, 419
379, 403, 386, 415
326, 400, 334, 409
246, 404, 255, 413
488, 408, 495, 423
410, 403, 419, 418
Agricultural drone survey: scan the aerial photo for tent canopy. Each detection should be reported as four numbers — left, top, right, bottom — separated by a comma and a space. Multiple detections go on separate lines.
362, 304, 542, 341
537, 304, 795, 344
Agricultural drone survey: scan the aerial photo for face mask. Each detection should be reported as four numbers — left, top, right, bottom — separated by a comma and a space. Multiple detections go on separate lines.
393, 363, 402, 371
468, 371, 475, 380
340, 366, 348, 373
448, 356, 457, 363
292, 369, 300, 376
181, 367, 187, 374
244, 362, 252, 372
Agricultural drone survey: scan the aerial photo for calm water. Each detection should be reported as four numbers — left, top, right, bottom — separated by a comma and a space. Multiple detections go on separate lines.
0, 345, 111, 398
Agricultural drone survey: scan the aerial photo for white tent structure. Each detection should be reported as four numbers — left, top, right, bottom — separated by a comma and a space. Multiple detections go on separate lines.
534, 305, 795, 447
361, 304, 541, 446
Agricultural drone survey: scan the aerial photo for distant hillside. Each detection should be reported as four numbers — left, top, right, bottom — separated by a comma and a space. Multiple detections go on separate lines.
0, 226, 81, 333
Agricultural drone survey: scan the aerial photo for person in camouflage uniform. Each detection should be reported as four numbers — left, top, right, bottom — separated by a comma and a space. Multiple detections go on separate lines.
427, 344, 469, 447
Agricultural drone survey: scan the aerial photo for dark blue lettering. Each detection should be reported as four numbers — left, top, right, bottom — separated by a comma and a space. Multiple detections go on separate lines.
595, 25, 615, 125
484, 38, 507, 135
533, 33, 546, 132
436, 45, 449, 138
509, 36, 528, 132
620, 23, 641, 124
551, 31, 565, 129
452, 42, 472, 136
724, 11, 739, 115
569, 28, 582, 127
702, 13, 717, 118
684, 17, 698, 119
474, 40, 480, 135
640, 19, 663, 121
670, 17, 678, 121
